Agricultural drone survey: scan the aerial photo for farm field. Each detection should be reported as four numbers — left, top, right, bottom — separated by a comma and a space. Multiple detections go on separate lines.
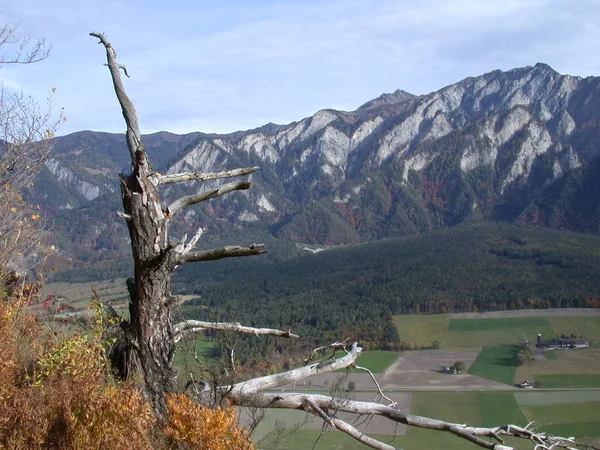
39, 278, 129, 310
350, 350, 399, 373
393, 314, 555, 348
256, 390, 600, 449
534, 374, 600, 388
380, 349, 509, 389
468, 345, 520, 385
516, 346, 600, 383
548, 316, 600, 342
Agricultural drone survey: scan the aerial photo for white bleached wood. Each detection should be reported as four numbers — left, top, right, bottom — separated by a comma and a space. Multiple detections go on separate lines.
166, 181, 250, 216
303, 398, 396, 450
173, 320, 299, 343
228, 343, 362, 395
153, 166, 259, 185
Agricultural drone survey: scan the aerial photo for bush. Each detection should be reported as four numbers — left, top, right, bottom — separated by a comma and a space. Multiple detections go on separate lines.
0, 277, 254, 449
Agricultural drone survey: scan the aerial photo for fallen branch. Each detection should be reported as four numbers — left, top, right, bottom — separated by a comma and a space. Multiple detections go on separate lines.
303, 397, 395, 450
227, 343, 362, 396
173, 320, 299, 343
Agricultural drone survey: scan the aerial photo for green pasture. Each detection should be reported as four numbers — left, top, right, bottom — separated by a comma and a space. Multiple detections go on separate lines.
172, 338, 215, 368
256, 390, 600, 449
468, 345, 520, 385
353, 350, 399, 373
258, 430, 399, 450
535, 374, 600, 388
548, 315, 600, 342
516, 390, 600, 406
411, 391, 481, 425
479, 392, 527, 426
522, 402, 600, 437
449, 317, 550, 332
393, 314, 555, 349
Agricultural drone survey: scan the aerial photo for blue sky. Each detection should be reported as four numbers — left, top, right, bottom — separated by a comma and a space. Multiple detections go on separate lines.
1, 0, 599, 136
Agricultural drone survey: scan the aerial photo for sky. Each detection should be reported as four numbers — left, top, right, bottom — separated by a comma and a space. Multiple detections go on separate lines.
1, 0, 599, 136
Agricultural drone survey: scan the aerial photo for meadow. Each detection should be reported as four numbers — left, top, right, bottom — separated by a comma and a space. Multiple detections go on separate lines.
393, 314, 556, 348
467, 345, 520, 385
256, 390, 600, 449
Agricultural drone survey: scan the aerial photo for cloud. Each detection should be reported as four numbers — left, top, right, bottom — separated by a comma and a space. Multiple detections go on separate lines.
1, 0, 599, 135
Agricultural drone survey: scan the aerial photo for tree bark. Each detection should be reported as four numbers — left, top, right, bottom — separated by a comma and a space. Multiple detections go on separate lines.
91, 32, 267, 416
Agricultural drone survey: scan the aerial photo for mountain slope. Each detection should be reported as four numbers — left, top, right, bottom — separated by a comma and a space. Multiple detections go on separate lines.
35, 63, 600, 267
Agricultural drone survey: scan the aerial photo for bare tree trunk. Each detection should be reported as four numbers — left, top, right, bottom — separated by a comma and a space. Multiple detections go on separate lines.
91, 32, 266, 416
120, 170, 178, 413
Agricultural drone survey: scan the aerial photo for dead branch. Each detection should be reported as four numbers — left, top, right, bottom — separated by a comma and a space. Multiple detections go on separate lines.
224, 342, 581, 450
353, 364, 396, 407
152, 166, 259, 185
227, 343, 362, 396
304, 339, 351, 365
303, 397, 395, 450
89, 32, 142, 162
173, 320, 299, 343
179, 244, 265, 263
166, 181, 250, 216
233, 391, 546, 450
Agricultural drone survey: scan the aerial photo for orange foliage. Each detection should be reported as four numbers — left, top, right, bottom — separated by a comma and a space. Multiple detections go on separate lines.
164, 394, 253, 450
0, 279, 254, 450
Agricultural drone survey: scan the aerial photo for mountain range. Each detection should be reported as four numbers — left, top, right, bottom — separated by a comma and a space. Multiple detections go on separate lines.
34, 63, 600, 269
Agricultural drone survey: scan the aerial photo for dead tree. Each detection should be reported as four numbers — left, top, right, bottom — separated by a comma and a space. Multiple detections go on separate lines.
91, 33, 582, 450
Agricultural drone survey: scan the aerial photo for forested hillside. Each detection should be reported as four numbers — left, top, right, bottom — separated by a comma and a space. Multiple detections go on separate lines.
166, 222, 600, 363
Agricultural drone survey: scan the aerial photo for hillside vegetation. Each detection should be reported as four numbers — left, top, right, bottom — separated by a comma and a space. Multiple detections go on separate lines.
169, 222, 600, 363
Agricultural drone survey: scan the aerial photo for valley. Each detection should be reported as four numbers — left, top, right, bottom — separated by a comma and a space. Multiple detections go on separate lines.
242, 310, 600, 449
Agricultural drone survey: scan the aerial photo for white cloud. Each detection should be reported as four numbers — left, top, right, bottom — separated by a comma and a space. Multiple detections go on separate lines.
1, 0, 598, 135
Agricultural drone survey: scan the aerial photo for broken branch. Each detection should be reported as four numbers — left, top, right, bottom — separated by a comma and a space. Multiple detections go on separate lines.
166, 181, 250, 216
173, 320, 299, 343
89, 32, 142, 162
303, 397, 395, 450
179, 244, 265, 263
153, 166, 259, 185
228, 343, 362, 395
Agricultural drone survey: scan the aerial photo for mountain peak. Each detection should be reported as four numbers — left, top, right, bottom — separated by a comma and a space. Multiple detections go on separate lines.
357, 89, 417, 111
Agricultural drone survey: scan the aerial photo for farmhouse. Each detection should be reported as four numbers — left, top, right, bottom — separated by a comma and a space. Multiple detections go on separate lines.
536, 334, 589, 349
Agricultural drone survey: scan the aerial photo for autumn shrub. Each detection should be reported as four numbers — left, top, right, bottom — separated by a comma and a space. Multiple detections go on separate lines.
0, 278, 255, 449
164, 394, 253, 450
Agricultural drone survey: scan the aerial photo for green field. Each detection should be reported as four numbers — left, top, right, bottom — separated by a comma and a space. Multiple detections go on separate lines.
516, 390, 600, 405
351, 350, 399, 373
256, 390, 600, 449
393, 314, 555, 348
479, 392, 528, 426
449, 317, 550, 332
548, 316, 600, 342
534, 374, 600, 388
172, 338, 215, 368
468, 345, 520, 385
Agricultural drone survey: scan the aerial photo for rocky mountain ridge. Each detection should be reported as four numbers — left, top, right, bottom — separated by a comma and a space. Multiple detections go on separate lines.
35, 63, 600, 267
